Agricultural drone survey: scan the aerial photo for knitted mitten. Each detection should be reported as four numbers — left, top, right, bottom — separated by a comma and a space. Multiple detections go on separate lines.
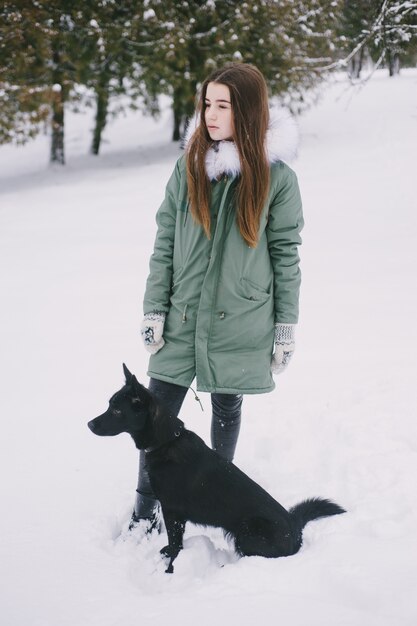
271, 323, 296, 375
140, 312, 166, 354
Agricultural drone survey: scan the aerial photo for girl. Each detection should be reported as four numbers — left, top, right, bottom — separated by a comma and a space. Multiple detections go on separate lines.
132, 62, 303, 531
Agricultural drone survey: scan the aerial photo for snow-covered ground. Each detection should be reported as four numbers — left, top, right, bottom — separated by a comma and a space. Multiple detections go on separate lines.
1, 69, 416, 626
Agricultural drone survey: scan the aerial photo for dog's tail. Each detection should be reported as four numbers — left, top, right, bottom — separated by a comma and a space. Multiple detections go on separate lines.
289, 498, 345, 550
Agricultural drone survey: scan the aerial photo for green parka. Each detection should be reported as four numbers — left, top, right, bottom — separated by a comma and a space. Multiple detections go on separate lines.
143, 111, 303, 394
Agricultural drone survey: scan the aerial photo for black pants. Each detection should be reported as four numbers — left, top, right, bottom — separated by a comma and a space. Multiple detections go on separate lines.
134, 378, 243, 519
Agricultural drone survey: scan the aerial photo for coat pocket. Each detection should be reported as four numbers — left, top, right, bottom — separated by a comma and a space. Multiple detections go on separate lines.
240, 277, 270, 302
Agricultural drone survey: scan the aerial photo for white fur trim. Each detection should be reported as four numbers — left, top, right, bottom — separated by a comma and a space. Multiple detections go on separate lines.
184, 107, 299, 181
266, 109, 299, 165
205, 141, 241, 180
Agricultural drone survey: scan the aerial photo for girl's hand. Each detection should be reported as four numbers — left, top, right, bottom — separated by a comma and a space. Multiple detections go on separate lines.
141, 312, 166, 354
271, 323, 296, 375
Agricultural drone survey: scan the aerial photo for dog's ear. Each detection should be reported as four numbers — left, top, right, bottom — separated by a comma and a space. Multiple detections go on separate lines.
123, 363, 133, 383
130, 375, 150, 404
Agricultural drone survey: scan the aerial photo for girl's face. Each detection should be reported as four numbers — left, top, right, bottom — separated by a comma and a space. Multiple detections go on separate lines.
204, 82, 233, 141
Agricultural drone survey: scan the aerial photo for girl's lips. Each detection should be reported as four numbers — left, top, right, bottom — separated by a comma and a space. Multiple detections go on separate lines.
208, 126, 219, 129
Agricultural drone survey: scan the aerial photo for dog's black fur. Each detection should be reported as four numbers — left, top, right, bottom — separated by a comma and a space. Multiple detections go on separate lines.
88, 365, 345, 573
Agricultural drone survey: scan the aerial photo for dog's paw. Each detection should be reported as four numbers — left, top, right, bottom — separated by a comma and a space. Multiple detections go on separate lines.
160, 545, 171, 558
160, 547, 178, 573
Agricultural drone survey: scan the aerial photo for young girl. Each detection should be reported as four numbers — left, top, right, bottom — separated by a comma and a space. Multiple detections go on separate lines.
132, 62, 303, 530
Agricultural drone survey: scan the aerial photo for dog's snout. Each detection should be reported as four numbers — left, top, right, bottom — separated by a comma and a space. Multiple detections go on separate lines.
87, 410, 125, 437
88, 419, 98, 433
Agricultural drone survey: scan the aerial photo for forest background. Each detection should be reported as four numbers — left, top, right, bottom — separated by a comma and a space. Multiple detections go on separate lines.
1, 0, 416, 164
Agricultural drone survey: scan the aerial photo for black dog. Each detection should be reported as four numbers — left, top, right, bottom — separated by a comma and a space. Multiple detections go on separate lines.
88, 365, 345, 573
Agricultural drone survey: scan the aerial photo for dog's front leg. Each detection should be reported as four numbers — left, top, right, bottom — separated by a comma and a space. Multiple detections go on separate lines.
160, 510, 185, 574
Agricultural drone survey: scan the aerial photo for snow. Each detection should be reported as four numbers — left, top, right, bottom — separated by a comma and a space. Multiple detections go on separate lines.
143, 9, 156, 21
1, 69, 416, 626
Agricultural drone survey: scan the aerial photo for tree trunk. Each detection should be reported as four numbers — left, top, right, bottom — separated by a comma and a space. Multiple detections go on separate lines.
91, 83, 109, 155
348, 47, 364, 79
50, 85, 65, 164
172, 79, 197, 142
172, 84, 189, 142
172, 104, 183, 142
388, 51, 400, 76
50, 46, 65, 165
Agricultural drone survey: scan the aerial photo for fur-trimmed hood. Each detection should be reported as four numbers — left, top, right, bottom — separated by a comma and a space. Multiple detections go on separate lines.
184, 107, 299, 181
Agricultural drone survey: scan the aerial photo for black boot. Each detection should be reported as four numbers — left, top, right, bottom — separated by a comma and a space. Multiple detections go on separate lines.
129, 451, 161, 533
129, 490, 161, 532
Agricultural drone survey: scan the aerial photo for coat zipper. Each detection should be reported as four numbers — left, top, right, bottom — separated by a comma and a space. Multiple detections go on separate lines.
207, 180, 233, 339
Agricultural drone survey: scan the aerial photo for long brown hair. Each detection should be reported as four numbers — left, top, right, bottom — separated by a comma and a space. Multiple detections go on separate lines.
186, 63, 270, 248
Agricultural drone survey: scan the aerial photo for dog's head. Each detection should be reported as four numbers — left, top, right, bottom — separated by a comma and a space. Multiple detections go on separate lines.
87, 364, 154, 440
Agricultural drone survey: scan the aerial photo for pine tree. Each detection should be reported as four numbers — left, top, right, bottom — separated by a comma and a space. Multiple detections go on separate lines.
335, 0, 417, 77
272, 0, 343, 106
133, 0, 344, 139
81, 0, 152, 155
132, 0, 219, 140
0, 3, 51, 145
338, 1, 380, 78
0, 1, 100, 163
378, 0, 417, 75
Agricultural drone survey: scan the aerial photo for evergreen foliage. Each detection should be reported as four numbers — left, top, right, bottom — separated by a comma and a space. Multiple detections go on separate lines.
135, 0, 343, 138
77, 1, 156, 155
0, 1, 101, 162
337, 0, 417, 78
338, 1, 380, 77
377, 0, 417, 75
0, 1, 415, 158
